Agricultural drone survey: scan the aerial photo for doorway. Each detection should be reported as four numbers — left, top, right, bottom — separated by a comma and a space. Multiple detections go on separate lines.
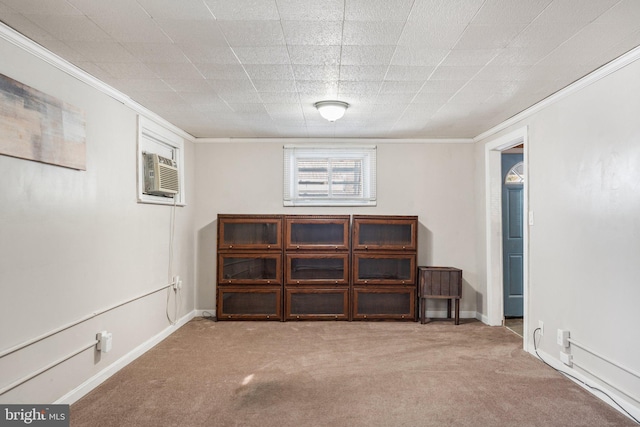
502, 150, 524, 337
484, 127, 528, 349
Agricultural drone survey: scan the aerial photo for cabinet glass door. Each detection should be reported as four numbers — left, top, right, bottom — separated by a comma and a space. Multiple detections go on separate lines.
218, 254, 282, 285
218, 287, 281, 320
352, 287, 415, 320
285, 216, 349, 250
352, 216, 417, 251
353, 254, 416, 285
285, 254, 349, 285
218, 217, 282, 250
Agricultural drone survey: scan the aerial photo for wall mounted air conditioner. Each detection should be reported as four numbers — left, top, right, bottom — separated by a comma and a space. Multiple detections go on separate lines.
143, 153, 179, 197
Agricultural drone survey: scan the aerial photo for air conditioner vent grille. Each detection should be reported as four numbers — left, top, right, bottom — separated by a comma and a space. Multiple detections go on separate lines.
144, 153, 179, 197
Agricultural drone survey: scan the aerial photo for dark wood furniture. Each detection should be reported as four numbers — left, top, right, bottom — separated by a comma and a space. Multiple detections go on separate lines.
351, 215, 418, 320
417, 266, 462, 325
217, 215, 283, 320
284, 215, 350, 320
217, 214, 419, 321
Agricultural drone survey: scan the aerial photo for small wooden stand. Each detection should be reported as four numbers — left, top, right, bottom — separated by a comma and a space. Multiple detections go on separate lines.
418, 266, 462, 325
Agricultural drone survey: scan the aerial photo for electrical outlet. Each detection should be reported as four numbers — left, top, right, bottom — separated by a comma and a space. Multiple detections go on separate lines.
172, 275, 181, 291
538, 320, 544, 336
96, 331, 112, 353
557, 329, 570, 348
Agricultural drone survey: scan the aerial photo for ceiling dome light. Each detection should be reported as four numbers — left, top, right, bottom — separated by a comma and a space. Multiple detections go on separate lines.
314, 100, 349, 122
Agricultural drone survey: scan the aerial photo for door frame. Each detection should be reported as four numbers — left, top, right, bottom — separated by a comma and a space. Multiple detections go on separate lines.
484, 126, 529, 349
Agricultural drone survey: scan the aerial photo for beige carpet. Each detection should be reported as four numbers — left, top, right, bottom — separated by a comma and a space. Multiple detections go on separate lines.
71, 318, 635, 426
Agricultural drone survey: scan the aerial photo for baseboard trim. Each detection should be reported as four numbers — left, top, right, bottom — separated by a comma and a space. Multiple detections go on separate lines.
55, 310, 195, 405
531, 348, 640, 423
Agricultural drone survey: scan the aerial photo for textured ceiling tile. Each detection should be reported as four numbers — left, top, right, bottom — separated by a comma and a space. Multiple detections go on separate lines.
178, 90, 224, 104
122, 42, 189, 63
391, 46, 449, 66
111, 78, 174, 92
207, 79, 255, 93
253, 79, 297, 92
339, 65, 387, 81
95, 61, 158, 79
296, 80, 338, 94
195, 63, 247, 79
342, 21, 405, 46
397, 22, 467, 49
489, 46, 554, 66
1, 0, 82, 15
146, 62, 203, 79
454, 24, 528, 49
38, 40, 87, 62
440, 49, 500, 67
204, 0, 279, 20
292, 65, 340, 81
226, 103, 268, 113
233, 46, 291, 64
244, 64, 295, 80
218, 21, 285, 46
429, 65, 483, 81
379, 80, 424, 93
508, 23, 584, 49
288, 45, 341, 65
0, 13, 57, 41
409, 0, 485, 24
418, 80, 468, 93
91, 14, 171, 43
217, 91, 263, 103
66, 0, 144, 16
345, 0, 414, 21
374, 93, 416, 104
263, 103, 302, 114
473, 65, 532, 81
276, 0, 344, 21
340, 45, 396, 65
281, 20, 343, 45
592, 0, 640, 26
338, 81, 382, 94
410, 91, 452, 104
137, 0, 215, 19
181, 45, 239, 64
23, 15, 111, 41
259, 92, 300, 103
534, 0, 618, 25
65, 41, 139, 62
163, 79, 214, 92
154, 19, 226, 44
471, 0, 553, 24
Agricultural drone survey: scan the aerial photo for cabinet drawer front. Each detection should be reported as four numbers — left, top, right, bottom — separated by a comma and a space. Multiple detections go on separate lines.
285, 288, 349, 320
352, 216, 417, 251
285, 253, 349, 285
285, 216, 350, 250
218, 254, 282, 285
217, 287, 282, 320
218, 216, 282, 251
353, 254, 416, 285
352, 287, 415, 320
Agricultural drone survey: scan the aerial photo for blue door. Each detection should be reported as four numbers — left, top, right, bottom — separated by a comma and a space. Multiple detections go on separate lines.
502, 154, 524, 317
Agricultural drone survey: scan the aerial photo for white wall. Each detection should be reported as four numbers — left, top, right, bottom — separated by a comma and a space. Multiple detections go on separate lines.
193, 141, 479, 315
476, 56, 640, 414
0, 36, 195, 403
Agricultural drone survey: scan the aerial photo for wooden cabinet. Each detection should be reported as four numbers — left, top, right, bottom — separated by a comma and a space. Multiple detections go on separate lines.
351, 215, 418, 321
417, 266, 462, 325
217, 215, 283, 320
284, 215, 350, 320
216, 214, 418, 321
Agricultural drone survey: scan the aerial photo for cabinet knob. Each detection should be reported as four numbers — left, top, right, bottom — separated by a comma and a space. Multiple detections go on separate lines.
267, 245, 271, 249
267, 280, 271, 284
296, 245, 300, 249
229, 245, 233, 249
401, 280, 405, 284
335, 281, 338, 284
266, 315, 270, 319
364, 280, 368, 284
364, 315, 367, 319
227, 280, 231, 283
364, 245, 368, 250
296, 315, 300, 319
402, 246, 406, 249
297, 281, 300, 284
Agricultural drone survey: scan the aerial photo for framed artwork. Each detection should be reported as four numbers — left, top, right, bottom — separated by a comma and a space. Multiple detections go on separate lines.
0, 72, 86, 170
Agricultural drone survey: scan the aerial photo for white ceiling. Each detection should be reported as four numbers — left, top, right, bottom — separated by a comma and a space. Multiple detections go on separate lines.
2, 0, 640, 139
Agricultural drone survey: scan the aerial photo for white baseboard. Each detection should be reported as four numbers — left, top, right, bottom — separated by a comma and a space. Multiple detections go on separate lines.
422, 310, 477, 319
531, 348, 640, 423
55, 310, 195, 405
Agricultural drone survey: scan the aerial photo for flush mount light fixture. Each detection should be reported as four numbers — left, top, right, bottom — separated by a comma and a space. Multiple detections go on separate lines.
314, 100, 349, 122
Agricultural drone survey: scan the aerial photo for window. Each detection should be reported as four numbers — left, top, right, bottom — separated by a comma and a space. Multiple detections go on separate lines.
504, 161, 524, 185
284, 145, 376, 206
137, 116, 186, 205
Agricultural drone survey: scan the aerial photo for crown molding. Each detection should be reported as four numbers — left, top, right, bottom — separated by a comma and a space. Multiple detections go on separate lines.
0, 22, 195, 143
474, 45, 640, 142
194, 137, 474, 144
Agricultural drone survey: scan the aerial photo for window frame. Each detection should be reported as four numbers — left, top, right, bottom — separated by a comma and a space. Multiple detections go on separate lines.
283, 145, 376, 207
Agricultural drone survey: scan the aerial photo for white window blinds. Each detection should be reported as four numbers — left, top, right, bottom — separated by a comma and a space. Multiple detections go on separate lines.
284, 145, 376, 206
